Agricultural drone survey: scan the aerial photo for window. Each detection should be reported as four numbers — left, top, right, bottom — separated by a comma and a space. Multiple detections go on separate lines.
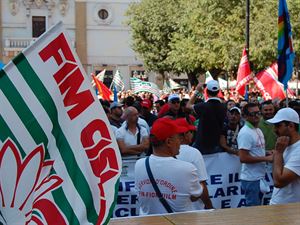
32, 16, 46, 38
98, 9, 109, 20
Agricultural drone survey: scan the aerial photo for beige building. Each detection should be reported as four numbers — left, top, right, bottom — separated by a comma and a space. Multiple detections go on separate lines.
0, 0, 152, 88
0, 0, 189, 89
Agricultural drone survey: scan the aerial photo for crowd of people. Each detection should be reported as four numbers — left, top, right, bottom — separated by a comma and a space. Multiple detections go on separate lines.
100, 80, 300, 215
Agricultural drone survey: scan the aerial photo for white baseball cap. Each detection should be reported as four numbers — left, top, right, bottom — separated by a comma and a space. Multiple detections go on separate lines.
229, 106, 241, 114
206, 80, 220, 92
267, 107, 299, 124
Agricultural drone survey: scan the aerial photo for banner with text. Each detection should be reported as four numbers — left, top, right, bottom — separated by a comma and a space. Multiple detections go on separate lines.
114, 153, 274, 217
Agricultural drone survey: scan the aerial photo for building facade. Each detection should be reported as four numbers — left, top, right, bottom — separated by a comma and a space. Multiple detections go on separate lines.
1, 0, 189, 89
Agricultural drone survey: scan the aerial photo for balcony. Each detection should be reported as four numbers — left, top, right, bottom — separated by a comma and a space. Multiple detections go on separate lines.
3, 37, 76, 57
4, 38, 36, 52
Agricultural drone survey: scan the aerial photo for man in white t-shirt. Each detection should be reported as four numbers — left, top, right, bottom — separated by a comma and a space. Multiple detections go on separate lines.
237, 103, 273, 206
135, 118, 203, 214
175, 117, 213, 210
267, 107, 300, 204
116, 107, 149, 159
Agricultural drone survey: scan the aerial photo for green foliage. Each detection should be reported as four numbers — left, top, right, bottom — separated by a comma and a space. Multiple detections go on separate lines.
126, 0, 300, 79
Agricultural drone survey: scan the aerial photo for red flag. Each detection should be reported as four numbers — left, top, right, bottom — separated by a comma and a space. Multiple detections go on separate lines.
253, 62, 286, 100
92, 74, 112, 101
236, 48, 252, 95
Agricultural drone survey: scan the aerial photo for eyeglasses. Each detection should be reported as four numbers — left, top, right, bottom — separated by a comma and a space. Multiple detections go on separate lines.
170, 99, 180, 104
248, 111, 261, 117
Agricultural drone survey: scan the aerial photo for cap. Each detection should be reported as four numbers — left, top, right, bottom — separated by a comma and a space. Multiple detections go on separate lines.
267, 107, 299, 124
206, 80, 220, 92
110, 102, 123, 110
141, 99, 152, 109
151, 118, 188, 141
168, 93, 180, 102
175, 118, 196, 131
229, 106, 241, 114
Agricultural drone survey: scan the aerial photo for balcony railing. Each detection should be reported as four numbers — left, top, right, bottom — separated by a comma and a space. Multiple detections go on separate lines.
4, 38, 75, 52
4, 38, 36, 50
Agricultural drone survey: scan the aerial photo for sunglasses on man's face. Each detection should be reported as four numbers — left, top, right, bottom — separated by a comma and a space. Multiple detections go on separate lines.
248, 111, 261, 117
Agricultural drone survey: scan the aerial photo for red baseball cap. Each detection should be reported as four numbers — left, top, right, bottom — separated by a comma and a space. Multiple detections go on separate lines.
141, 99, 152, 109
175, 118, 196, 131
151, 118, 189, 141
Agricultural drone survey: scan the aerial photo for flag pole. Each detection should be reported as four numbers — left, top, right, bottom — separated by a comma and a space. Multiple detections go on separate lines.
296, 54, 299, 97
245, 0, 250, 102
246, 0, 250, 56
286, 89, 289, 107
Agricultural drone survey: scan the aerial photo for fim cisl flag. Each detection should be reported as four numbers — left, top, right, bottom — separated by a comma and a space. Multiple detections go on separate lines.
0, 22, 122, 225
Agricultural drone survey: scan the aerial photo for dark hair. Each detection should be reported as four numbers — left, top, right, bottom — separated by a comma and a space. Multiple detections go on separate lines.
132, 101, 142, 113
207, 89, 219, 97
99, 99, 110, 108
155, 99, 165, 107
260, 100, 273, 110
150, 135, 166, 148
243, 103, 259, 115
226, 99, 235, 105
277, 120, 299, 132
123, 96, 135, 107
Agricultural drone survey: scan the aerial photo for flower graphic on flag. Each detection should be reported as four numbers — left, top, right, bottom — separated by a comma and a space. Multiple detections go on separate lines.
0, 139, 66, 225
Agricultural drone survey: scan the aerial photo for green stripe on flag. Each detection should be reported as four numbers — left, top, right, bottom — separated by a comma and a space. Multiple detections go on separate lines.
52, 187, 80, 225
103, 178, 120, 225
13, 53, 99, 224
0, 70, 48, 158
0, 70, 80, 223
0, 71, 48, 147
0, 115, 26, 158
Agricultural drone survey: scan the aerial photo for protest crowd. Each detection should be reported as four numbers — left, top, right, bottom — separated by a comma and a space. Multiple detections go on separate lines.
96, 74, 300, 216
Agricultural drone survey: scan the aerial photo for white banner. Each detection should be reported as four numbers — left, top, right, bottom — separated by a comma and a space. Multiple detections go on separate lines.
114, 153, 274, 217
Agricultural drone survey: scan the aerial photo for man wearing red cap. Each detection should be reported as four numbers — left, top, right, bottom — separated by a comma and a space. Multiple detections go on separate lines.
176, 118, 213, 209
135, 118, 203, 214
140, 99, 157, 127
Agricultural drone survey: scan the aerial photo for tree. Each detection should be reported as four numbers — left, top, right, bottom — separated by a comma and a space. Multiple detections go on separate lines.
126, 0, 300, 83
126, 0, 182, 75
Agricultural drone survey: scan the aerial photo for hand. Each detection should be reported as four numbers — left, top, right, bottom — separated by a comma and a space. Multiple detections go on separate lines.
196, 82, 204, 92
265, 153, 273, 162
275, 136, 289, 153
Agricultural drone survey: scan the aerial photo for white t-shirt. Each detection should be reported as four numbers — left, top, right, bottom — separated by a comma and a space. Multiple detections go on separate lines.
116, 123, 149, 159
237, 123, 266, 181
270, 140, 300, 205
177, 144, 208, 209
135, 155, 203, 215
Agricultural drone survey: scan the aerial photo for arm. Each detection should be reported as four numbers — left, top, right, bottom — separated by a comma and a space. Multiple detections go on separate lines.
239, 149, 273, 163
199, 181, 214, 209
186, 82, 204, 110
117, 137, 150, 155
273, 136, 298, 188
220, 135, 238, 155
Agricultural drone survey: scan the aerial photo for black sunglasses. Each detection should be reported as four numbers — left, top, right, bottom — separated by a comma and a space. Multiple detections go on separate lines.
248, 111, 261, 117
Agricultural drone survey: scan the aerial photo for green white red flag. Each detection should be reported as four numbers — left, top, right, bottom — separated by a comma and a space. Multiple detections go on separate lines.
0, 22, 122, 225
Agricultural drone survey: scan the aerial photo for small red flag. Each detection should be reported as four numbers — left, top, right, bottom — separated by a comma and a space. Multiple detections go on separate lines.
92, 74, 112, 101
236, 48, 252, 95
